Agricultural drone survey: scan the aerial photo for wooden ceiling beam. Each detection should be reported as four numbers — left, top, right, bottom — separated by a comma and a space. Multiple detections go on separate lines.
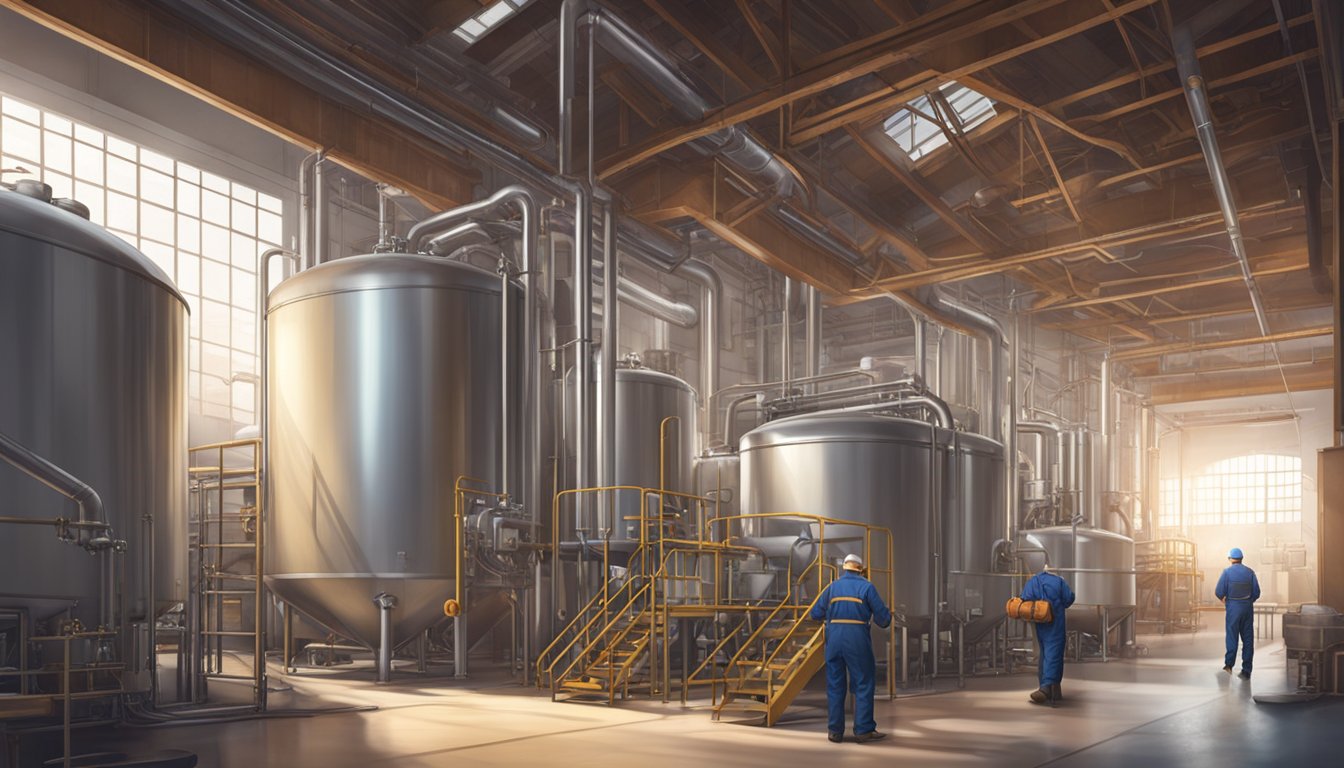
786, 0, 1159, 146
844, 126, 994, 252
643, 0, 767, 91
0, 0, 479, 209
734, 0, 783, 77
596, 0, 1076, 179
1111, 326, 1333, 362
1145, 359, 1334, 405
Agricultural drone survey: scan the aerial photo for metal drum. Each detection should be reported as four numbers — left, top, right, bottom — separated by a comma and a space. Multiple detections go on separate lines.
1017, 525, 1136, 632
265, 254, 517, 649
0, 184, 188, 626
944, 431, 1008, 638
739, 412, 943, 618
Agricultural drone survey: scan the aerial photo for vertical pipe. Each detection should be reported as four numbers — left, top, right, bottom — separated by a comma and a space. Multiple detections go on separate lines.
297, 151, 319, 268
676, 259, 721, 437
500, 257, 512, 498
914, 318, 927, 385
374, 593, 396, 684
600, 203, 618, 488
375, 184, 393, 252
1008, 310, 1020, 537
573, 185, 595, 495
805, 284, 821, 393
782, 277, 794, 394
312, 157, 327, 266
454, 613, 467, 679
1100, 352, 1112, 529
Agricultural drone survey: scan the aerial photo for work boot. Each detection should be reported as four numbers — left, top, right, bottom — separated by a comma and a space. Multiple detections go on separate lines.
1051, 683, 1063, 702
828, 732, 843, 744
1222, 665, 1233, 673
1238, 671, 1251, 680
1029, 687, 1049, 704
856, 731, 886, 744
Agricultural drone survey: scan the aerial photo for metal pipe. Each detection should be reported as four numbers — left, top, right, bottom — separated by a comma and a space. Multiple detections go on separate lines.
0, 432, 108, 531
404, 186, 537, 504
834, 395, 954, 429
297, 151, 320, 266
598, 271, 698, 327
1100, 352, 1112, 525
571, 182, 595, 498
600, 203, 618, 489
806, 285, 822, 393
914, 318, 927, 384
373, 593, 396, 684
312, 157, 327, 266
259, 247, 301, 571
1172, 23, 1271, 336
374, 184, 394, 252
782, 277, 794, 394
675, 259, 722, 424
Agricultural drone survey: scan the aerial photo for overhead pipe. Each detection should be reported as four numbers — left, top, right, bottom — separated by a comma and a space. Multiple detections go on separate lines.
0, 431, 108, 532
714, 369, 879, 447
835, 395, 954, 430
1171, 23, 1272, 336
596, 271, 698, 328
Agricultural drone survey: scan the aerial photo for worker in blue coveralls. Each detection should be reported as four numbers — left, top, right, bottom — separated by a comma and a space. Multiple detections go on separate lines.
1021, 563, 1075, 706
808, 553, 892, 744
1216, 547, 1261, 679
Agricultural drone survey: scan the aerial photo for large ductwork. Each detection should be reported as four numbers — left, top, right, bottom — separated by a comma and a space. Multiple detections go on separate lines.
1171, 19, 1272, 336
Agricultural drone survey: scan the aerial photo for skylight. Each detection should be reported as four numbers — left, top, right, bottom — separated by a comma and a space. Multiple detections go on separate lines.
453, 0, 533, 44
882, 82, 996, 161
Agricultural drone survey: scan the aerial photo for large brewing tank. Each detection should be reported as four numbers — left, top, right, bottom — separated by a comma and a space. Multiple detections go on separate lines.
0, 183, 188, 625
944, 431, 1009, 637
739, 412, 945, 617
1017, 525, 1136, 632
265, 254, 518, 650
563, 362, 697, 552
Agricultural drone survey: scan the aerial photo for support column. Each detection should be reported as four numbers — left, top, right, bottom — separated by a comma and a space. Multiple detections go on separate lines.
373, 593, 396, 684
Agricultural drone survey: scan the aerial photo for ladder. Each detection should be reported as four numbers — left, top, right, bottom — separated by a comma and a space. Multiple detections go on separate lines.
187, 438, 266, 710
713, 596, 826, 726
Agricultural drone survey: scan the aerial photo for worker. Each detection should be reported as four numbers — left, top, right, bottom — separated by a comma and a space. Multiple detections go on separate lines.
1020, 563, 1075, 706
1215, 547, 1261, 678
808, 553, 892, 744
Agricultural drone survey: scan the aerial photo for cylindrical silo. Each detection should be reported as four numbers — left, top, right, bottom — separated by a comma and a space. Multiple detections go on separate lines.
0, 184, 188, 629
265, 254, 518, 649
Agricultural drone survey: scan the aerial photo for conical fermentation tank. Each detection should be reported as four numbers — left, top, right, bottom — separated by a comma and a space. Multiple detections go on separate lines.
0, 184, 188, 627
944, 431, 1009, 637
265, 254, 520, 650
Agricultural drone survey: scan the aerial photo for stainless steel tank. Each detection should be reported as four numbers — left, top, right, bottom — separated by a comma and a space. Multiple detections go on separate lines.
563, 362, 697, 551
944, 431, 1009, 638
0, 184, 188, 625
1017, 525, 1136, 632
265, 254, 517, 650
739, 412, 943, 617
693, 447, 740, 539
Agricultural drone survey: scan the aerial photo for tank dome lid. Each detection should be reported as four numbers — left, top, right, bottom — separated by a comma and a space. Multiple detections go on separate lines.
615, 364, 696, 394
1, 186, 186, 306
740, 410, 944, 452
267, 253, 502, 311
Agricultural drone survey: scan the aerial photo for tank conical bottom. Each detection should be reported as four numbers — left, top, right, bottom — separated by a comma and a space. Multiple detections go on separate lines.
266, 574, 453, 650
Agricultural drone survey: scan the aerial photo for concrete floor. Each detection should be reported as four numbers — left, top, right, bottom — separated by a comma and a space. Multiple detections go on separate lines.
24, 627, 1344, 767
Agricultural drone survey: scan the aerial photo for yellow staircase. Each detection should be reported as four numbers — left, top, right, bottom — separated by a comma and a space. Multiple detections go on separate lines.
713, 599, 827, 726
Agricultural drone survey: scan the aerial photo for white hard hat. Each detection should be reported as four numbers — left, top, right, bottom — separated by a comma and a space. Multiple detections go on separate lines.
843, 553, 865, 571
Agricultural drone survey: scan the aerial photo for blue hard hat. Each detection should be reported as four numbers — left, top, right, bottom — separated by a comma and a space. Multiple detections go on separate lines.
1228, 547, 1243, 560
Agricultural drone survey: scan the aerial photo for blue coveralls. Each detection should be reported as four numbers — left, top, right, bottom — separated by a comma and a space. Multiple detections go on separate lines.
1215, 563, 1261, 674
1020, 570, 1076, 688
808, 571, 893, 736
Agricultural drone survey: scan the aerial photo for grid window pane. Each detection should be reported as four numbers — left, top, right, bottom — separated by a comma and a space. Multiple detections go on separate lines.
1185, 454, 1301, 527
0, 91, 284, 428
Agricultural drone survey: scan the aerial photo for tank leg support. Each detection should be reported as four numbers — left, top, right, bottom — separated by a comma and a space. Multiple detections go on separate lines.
454, 614, 468, 679
374, 593, 397, 684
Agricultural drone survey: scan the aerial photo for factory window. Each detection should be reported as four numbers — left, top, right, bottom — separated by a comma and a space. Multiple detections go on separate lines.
453, 0, 534, 44
1158, 477, 1181, 528
0, 93, 281, 428
1188, 454, 1301, 526
882, 82, 996, 161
